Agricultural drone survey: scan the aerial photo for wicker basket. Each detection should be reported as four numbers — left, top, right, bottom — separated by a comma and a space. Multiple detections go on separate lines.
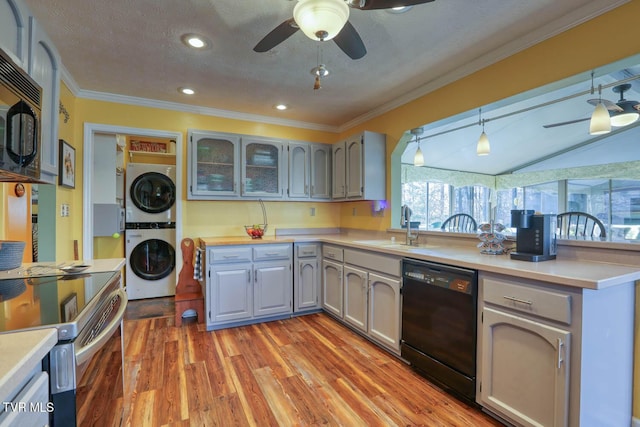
0, 241, 26, 271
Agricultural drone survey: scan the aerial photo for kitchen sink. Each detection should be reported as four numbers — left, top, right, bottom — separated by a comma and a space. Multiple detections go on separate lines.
352, 240, 438, 250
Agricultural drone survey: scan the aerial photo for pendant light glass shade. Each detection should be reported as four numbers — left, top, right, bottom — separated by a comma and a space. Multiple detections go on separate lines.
293, 0, 350, 41
610, 101, 640, 127
476, 131, 490, 156
589, 102, 611, 135
414, 145, 424, 166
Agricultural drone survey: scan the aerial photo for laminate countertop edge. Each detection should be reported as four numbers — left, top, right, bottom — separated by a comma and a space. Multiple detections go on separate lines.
0, 328, 57, 403
198, 235, 640, 290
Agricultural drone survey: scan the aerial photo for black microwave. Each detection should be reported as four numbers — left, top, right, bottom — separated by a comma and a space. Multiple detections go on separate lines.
0, 47, 42, 182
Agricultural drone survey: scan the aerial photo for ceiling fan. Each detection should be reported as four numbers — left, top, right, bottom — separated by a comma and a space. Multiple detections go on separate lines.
253, 0, 436, 60
543, 83, 640, 129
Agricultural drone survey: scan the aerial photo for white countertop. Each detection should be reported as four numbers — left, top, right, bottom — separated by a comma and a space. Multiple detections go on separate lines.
0, 328, 57, 403
199, 234, 640, 290
0, 258, 126, 280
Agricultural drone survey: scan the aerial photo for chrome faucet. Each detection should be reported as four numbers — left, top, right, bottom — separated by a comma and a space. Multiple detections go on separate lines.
401, 205, 418, 246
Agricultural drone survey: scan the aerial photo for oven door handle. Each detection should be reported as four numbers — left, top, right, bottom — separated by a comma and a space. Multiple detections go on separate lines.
75, 289, 128, 366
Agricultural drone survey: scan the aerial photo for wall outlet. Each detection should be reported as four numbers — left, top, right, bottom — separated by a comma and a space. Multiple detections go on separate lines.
352, 208, 357, 216
310, 207, 316, 217
60, 204, 70, 217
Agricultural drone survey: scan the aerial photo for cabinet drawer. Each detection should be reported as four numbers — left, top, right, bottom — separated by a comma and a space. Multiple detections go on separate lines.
296, 243, 318, 258
208, 246, 253, 263
322, 245, 344, 262
253, 244, 291, 261
344, 249, 401, 277
483, 277, 571, 325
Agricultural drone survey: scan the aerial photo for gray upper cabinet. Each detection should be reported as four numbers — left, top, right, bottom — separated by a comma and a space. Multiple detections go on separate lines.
287, 142, 310, 199
28, 18, 61, 184
242, 137, 284, 198
332, 141, 346, 199
188, 130, 241, 199
333, 131, 386, 201
188, 129, 333, 201
288, 142, 331, 200
310, 143, 331, 199
0, 0, 29, 68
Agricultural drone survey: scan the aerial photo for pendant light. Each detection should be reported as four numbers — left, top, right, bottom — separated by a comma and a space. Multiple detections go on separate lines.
293, 0, 350, 42
411, 127, 424, 166
589, 74, 611, 135
476, 109, 490, 156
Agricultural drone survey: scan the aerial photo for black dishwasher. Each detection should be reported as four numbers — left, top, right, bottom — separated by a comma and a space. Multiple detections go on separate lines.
401, 258, 478, 404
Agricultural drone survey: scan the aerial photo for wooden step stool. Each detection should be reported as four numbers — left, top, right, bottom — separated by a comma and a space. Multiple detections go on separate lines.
175, 238, 204, 326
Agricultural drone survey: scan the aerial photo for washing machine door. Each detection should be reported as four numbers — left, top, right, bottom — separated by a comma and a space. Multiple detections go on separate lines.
129, 238, 176, 281
129, 172, 176, 214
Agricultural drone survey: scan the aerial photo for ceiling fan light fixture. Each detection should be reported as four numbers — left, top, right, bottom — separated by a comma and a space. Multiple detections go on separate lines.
310, 64, 330, 77
589, 102, 611, 135
476, 131, 490, 156
610, 101, 640, 127
293, 0, 350, 41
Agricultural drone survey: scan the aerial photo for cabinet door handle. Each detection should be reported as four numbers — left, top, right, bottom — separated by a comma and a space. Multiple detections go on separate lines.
265, 252, 279, 256
255, 270, 258, 282
247, 270, 251, 282
326, 253, 335, 258
223, 255, 239, 259
503, 295, 533, 305
557, 338, 564, 369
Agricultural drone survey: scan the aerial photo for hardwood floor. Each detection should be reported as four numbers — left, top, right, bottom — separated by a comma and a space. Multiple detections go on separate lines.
117, 299, 505, 427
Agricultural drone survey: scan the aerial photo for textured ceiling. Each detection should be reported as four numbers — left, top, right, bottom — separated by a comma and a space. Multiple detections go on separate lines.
23, 0, 628, 130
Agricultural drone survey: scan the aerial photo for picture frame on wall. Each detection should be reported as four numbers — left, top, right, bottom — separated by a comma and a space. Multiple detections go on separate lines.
61, 293, 78, 322
59, 139, 75, 188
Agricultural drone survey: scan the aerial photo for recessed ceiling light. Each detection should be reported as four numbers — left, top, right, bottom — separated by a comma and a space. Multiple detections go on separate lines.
179, 87, 195, 95
388, 6, 412, 13
274, 104, 288, 111
181, 34, 207, 49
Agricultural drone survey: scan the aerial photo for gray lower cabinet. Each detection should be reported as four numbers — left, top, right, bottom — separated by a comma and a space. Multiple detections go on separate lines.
322, 245, 402, 354
322, 258, 344, 317
294, 243, 321, 313
343, 265, 368, 333
480, 307, 570, 427
210, 262, 253, 323
206, 243, 292, 330
478, 272, 635, 427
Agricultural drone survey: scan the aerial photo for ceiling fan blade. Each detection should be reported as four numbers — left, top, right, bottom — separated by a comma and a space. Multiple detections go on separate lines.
542, 117, 590, 128
586, 98, 623, 112
253, 18, 299, 53
333, 21, 367, 60
354, 0, 435, 10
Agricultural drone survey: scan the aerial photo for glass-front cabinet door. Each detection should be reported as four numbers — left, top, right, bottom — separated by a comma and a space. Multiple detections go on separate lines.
188, 130, 240, 199
242, 138, 283, 198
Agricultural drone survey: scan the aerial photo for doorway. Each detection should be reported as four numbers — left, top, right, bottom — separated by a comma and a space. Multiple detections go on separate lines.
82, 123, 183, 268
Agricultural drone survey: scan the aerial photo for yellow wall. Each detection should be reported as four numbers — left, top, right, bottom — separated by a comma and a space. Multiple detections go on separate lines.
55, 83, 82, 261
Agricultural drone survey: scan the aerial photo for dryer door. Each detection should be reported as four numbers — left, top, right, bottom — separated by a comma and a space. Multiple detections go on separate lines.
129, 172, 176, 214
129, 238, 176, 281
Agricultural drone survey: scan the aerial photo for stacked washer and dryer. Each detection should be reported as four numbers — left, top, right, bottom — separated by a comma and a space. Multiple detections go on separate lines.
125, 163, 177, 300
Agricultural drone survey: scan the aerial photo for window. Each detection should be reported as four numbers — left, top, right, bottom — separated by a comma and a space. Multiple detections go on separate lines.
567, 179, 640, 240
401, 181, 490, 229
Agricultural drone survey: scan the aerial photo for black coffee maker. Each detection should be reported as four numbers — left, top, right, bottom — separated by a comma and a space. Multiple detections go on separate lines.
510, 210, 557, 262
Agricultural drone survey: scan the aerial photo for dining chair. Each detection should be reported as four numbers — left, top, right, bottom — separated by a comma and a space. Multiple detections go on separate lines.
440, 213, 478, 232
556, 212, 606, 238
